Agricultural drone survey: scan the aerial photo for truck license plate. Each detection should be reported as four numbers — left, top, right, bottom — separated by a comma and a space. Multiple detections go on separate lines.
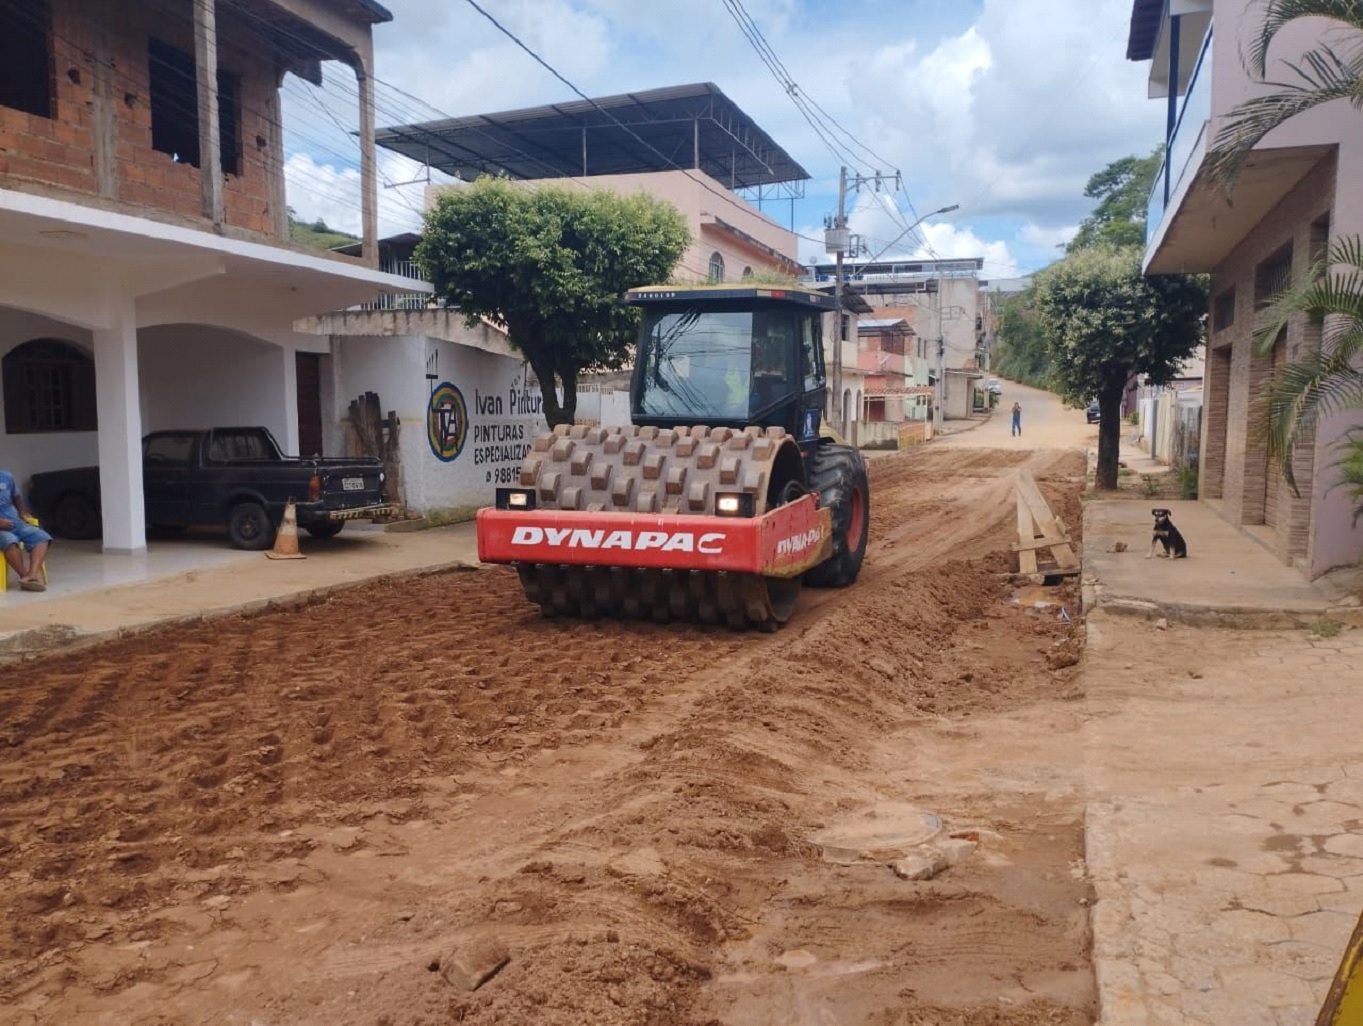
342, 477, 364, 491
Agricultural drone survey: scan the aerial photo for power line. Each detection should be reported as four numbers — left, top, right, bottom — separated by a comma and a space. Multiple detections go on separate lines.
459, 0, 826, 252
719, 0, 864, 173
720, 0, 899, 176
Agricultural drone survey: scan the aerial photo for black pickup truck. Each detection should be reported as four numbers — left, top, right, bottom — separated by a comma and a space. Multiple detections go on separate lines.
28, 427, 393, 550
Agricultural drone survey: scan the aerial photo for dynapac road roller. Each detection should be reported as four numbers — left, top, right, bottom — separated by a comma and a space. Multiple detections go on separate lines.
476, 283, 870, 630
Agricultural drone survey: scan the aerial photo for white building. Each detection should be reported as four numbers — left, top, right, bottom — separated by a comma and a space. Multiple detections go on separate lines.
0, 0, 421, 553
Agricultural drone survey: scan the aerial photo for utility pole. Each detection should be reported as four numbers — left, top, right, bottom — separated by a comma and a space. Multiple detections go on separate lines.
827, 166, 849, 435
934, 261, 945, 433
826, 168, 903, 437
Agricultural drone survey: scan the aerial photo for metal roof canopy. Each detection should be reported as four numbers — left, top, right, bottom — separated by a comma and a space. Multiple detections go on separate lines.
1127, 0, 1164, 60
374, 82, 811, 190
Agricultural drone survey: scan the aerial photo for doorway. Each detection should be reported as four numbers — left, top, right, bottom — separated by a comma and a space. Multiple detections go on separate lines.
296, 352, 323, 457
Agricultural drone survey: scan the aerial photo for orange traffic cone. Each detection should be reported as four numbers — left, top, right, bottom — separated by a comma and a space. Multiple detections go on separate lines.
265, 500, 307, 560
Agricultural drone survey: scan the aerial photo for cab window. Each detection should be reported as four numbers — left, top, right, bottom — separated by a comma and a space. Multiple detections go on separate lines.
143, 433, 196, 464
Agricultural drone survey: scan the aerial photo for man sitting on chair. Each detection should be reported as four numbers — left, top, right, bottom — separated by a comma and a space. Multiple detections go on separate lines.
0, 469, 51, 592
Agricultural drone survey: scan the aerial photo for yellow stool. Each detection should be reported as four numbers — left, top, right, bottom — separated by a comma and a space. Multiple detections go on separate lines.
1, 515, 50, 593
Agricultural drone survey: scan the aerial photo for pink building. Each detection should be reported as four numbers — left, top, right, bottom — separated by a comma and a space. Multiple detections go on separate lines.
1129, 0, 1363, 578
857, 318, 922, 424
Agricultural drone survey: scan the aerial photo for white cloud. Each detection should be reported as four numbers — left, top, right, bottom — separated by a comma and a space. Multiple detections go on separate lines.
1020, 222, 1078, 253
285, 150, 450, 238
910, 222, 1019, 280
320, 0, 1165, 269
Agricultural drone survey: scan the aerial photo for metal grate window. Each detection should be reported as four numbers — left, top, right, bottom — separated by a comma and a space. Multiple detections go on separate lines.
2, 339, 97, 434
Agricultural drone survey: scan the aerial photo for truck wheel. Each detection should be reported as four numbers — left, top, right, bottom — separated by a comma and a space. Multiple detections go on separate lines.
305, 522, 345, 540
227, 502, 276, 550
53, 492, 102, 540
804, 443, 870, 588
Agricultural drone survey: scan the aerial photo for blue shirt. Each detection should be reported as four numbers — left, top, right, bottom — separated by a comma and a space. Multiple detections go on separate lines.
0, 471, 21, 523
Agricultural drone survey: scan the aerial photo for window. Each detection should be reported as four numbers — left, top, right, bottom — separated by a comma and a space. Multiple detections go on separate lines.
144, 433, 198, 464
217, 69, 241, 175
707, 252, 725, 283
208, 430, 270, 461
148, 37, 242, 174
801, 314, 823, 391
2, 340, 97, 434
1212, 289, 1235, 333
1254, 243, 1293, 309
0, 0, 54, 118
741, 266, 754, 280
1310, 214, 1331, 265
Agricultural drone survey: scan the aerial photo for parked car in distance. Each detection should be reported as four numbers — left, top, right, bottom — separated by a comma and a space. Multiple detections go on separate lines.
1085, 401, 1101, 424
28, 427, 393, 550
987, 379, 1002, 395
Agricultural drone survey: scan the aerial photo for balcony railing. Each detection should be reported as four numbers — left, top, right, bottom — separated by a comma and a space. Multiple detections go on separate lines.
361, 258, 436, 311
1147, 26, 1213, 245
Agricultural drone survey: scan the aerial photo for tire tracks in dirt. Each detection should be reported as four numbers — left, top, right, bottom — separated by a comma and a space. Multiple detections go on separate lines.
0, 445, 1092, 1026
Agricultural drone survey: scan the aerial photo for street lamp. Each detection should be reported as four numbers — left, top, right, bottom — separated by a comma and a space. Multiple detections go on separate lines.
870, 203, 959, 259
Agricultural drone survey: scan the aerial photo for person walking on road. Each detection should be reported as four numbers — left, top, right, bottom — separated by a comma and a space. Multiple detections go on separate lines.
1011, 401, 1022, 437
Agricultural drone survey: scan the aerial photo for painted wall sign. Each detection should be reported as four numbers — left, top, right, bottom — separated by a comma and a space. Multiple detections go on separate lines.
467, 367, 546, 486
427, 381, 469, 462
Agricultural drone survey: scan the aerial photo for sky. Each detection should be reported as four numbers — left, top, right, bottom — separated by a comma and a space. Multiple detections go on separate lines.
280, 0, 1164, 280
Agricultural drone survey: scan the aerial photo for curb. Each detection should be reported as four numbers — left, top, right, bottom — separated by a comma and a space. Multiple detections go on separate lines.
934, 409, 994, 440
0, 559, 485, 664
1082, 585, 1363, 630
1085, 801, 1153, 1026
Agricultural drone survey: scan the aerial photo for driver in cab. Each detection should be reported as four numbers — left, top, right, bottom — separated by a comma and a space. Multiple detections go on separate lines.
752, 324, 793, 411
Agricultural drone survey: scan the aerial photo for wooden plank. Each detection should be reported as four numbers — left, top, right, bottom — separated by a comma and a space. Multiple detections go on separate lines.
1016, 471, 1081, 570
1016, 472, 1061, 532
1016, 488, 1038, 575
1012, 535, 1072, 553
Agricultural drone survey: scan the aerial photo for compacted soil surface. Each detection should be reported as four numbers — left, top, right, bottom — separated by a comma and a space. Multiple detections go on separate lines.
0, 446, 1092, 1026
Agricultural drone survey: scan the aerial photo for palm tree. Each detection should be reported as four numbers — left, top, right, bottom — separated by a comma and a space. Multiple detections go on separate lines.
1205, 1, 1363, 512
1206, 0, 1363, 187
1252, 236, 1363, 494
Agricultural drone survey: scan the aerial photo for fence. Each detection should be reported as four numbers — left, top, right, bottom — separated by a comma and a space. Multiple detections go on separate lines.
1169, 405, 1201, 473
1141, 389, 1201, 473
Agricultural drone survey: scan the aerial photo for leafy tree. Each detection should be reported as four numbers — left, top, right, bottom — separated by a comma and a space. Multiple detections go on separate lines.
1067, 148, 1163, 253
417, 177, 690, 427
1034, 246, 1207, 489
992, 287, 1051, 389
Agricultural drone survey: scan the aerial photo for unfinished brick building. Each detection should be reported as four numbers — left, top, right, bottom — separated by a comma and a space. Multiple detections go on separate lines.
0, 0, 420, 556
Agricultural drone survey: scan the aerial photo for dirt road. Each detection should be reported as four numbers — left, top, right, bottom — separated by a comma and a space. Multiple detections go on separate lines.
1, 404, 1095, 1026
942, 381, 1096, 453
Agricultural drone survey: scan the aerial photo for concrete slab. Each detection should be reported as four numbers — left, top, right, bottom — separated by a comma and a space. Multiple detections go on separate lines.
0, 522, 481, 659
1083, 615, 1363, 1026
1083, 500, 1360, 626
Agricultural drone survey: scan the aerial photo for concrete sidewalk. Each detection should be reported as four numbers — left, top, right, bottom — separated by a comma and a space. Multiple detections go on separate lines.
1079, 497, 1363, 1024
1084, 614, 1363, 1026
0, 522, 481, 659
1083, 500, 1361, 626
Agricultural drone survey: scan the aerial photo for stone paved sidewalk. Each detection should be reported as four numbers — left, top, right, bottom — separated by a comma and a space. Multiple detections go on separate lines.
1084, 615, 1363, 1025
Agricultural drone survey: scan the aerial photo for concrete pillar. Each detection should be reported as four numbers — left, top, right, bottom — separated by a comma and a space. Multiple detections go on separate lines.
267, 67, 289, 241
90, 4, 118, 199
357, 59, 379, 268
193, 0, 224, 226
280, 344, 300, 456
93, 302, 146, 554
